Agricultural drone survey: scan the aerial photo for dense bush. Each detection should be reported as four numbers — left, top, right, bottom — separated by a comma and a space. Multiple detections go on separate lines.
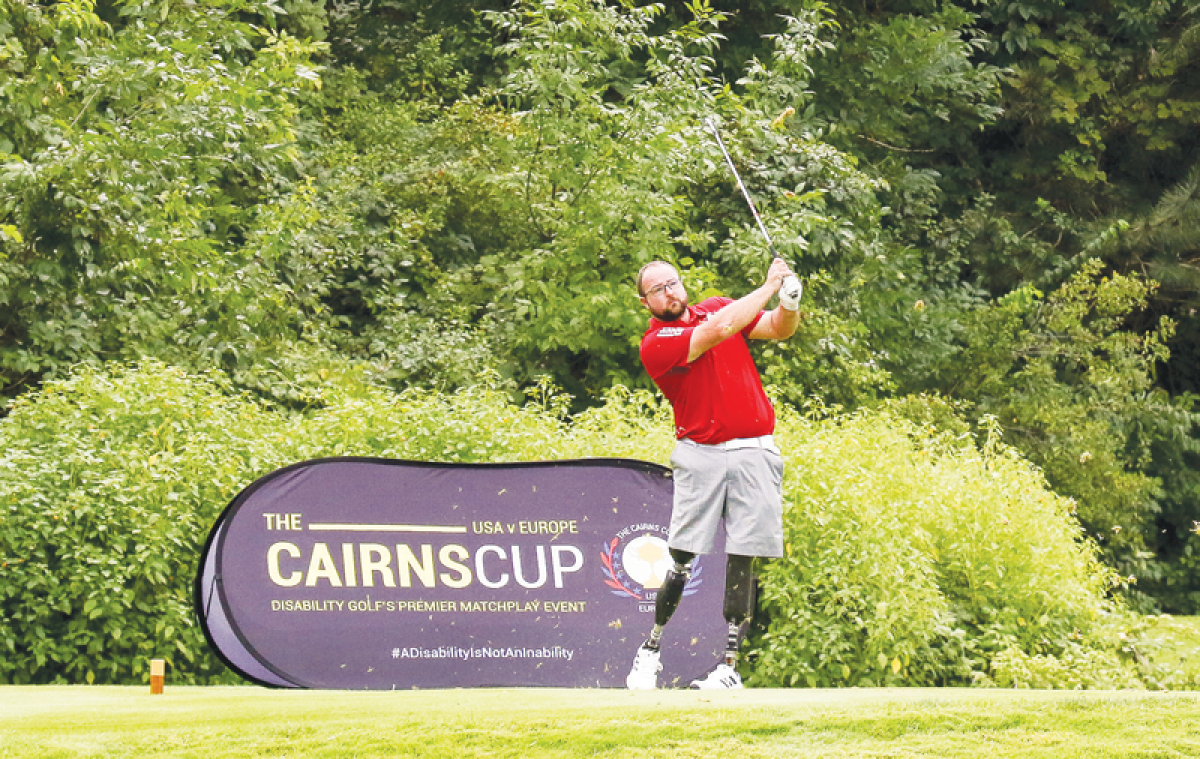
0, 362, 289, 684
0, 360, 571, 684
750, 403, 1168, 688
1, 361, 1183, 688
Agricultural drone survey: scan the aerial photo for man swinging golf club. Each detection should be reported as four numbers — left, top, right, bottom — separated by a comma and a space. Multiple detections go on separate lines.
626, 116, 804, 689
627, 255, 802, 689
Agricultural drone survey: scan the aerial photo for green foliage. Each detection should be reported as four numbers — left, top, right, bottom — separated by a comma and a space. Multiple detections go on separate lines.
1091, 162, 1200, 614
0, 361, 288, 684
0, 361, 1164, 688
1145, 531, 1200, 616
476, 0, 725, 397
947, 260, 1196, 585
1, 0, 1198, 629
750, 406, 1142, 689
812, 4, 1005, 156
0, 0, 325, 396
324, 0, 494, 101
284, 87, 513, 393
1139, 615, 1200, 690
971, 0, 1200, 197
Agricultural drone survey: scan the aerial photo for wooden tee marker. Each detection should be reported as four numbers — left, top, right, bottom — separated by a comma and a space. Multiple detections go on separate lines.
150, 659, 165, 694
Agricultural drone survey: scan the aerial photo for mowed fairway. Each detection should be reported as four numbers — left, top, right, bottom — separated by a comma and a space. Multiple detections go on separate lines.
1, 686, 1198, 758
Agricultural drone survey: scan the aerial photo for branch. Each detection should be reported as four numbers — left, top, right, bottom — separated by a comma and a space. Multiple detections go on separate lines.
856, 135, 937, 154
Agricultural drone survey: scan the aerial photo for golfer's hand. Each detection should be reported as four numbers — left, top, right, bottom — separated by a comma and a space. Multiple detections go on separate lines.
766, 258, 793, 291
779, 274, 803, 311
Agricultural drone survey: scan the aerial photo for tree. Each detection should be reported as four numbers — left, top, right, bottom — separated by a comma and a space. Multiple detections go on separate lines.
0, 0, 325, 397
945, 260, 1195, 601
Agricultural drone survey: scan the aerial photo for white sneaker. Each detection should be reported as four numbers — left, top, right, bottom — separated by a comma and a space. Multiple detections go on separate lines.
626, 645, 662, 690
689, 662, 743, 689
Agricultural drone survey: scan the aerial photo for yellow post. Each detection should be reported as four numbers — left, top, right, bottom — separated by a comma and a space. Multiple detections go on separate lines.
150, 659, 165, 695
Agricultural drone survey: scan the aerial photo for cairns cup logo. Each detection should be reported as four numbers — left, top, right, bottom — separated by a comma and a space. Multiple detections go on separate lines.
600, 523, 702, 601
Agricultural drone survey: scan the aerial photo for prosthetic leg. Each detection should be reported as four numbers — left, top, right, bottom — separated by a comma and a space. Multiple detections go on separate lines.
721, 554, 756, 665
689, 554, 755, 689
626, 548, 694, 690
643, 548, 695, 651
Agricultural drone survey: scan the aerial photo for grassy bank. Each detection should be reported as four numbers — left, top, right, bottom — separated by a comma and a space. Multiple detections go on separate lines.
2, 686, 1198, 758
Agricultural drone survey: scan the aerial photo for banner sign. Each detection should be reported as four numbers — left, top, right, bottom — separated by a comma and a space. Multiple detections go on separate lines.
195, 457, 727, 689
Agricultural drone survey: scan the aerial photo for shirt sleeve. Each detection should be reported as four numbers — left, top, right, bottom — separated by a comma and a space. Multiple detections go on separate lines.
743, 310, 765, 336
640, 326, 695, 380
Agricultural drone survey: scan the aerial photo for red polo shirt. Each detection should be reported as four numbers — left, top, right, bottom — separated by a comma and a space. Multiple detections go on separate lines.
640, 297, 775, 445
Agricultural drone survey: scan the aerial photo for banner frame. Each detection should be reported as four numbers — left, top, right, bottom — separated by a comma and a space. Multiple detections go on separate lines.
194, 455, 680, 689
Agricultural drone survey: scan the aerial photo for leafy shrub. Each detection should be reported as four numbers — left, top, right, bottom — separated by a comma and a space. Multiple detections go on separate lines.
749, 405, 1144, 689
1136, 615, 1200, 690
0, 362, 290, 684
0, 0, 326, 397
0, 362, 1168, 687
0, 361, 584, 684
989, 643, 1144, 690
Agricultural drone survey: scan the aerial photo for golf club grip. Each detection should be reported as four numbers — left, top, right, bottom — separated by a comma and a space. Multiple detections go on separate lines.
767, 246, 800, 275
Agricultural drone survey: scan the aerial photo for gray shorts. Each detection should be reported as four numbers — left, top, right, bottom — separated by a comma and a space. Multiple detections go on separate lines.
668, 437, 785, 558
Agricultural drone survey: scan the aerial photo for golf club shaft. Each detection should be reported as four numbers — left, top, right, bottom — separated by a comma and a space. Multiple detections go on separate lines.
704, 117, 779, 260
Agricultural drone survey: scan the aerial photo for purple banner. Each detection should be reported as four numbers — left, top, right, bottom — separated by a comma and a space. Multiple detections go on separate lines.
195, 457, 726, 689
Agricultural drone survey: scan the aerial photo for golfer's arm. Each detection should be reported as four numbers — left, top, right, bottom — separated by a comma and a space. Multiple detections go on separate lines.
686, 284, 776, 363
748, 305, 800, 341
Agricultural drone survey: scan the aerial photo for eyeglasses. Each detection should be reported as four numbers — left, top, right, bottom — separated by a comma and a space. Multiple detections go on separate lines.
645, 278, 682, 298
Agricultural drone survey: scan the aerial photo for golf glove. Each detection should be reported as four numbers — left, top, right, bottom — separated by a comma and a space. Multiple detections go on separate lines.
779, 275, 803, 311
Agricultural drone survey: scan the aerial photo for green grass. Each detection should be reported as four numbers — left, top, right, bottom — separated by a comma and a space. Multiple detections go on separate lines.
2, 686, 1199, 758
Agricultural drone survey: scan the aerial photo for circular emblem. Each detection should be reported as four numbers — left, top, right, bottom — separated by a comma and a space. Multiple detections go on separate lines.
622, 535, 673, 589
600, 524, 703, 602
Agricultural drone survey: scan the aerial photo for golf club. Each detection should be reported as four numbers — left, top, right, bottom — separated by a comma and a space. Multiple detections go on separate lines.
703, 116, 802, 302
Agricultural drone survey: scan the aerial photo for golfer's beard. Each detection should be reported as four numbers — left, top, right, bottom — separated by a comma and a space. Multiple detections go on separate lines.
651, 295, 688, 322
